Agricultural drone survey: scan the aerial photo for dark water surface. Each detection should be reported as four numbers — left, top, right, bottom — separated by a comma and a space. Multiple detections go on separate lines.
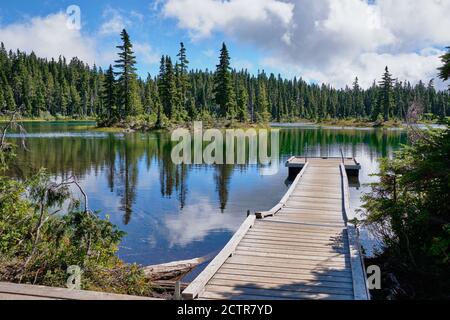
8, 121, 407, 279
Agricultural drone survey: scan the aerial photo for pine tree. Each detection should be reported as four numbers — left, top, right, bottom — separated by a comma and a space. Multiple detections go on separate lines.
176, 42, 190, 106
378, 66, 395, 121
101, 65, 117, 121
143, 73, 154, 114
59, 80, 70, 116
0, 86, 4, 112
255, 79, 270, 123
438, 47, 450, 89
163, 56, 177, 119
352, 77, 365, 118
114, 29, 142, 118
4, 85, 15, 112
0, 40, 448, 124
33, 81, 45, 117
157, 56, 166, 126
214, 43, 236, 119
236, 80, 248, 122
69, 84, 81, 116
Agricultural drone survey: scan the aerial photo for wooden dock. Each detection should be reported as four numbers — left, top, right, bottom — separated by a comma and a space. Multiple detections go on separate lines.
0, 282, 160, 300
183, 157, 369, 300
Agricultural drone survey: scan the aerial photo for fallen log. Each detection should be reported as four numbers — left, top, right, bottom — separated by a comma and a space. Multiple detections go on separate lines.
153, 280, 189, 291
143, 257, 206, 281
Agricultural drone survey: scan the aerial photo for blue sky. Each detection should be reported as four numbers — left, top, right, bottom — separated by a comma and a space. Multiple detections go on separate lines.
0, 0, 270, 78
0, 0, 449, 89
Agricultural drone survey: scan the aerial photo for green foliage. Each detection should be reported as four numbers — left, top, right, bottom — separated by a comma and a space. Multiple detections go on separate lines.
0, 130, 152, 295
114, 29, 142, 118
0, 35, 449, 126
378, 66, 395, 121
360, 121, 450, 298
99, 65, 118, 125
162, 56, 178, 119
255, 79, 270, 123
236, 81, 249, 123
438, 47, 450, 89
214, 43, 237, 120
176, 42, 191, 111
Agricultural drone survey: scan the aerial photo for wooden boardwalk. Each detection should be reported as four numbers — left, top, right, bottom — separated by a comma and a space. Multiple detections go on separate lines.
0, 282, 159, 300
183, 158, 369, 300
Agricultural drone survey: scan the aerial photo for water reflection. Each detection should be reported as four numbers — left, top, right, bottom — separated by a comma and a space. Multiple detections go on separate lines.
9, 123, 407, 266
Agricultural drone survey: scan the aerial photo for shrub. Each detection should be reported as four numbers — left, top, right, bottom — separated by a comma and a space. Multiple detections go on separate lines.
360, 121, 450, 298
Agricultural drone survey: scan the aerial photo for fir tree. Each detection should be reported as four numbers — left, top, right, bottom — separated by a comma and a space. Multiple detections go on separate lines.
0, 40, 448, 124
352, 77, 365, 118
378, 66, 395, 121
143, 73, 155, 115
213, 43, 236, 119
255, 79, 270, 123
438, 47, 450, 89
176, 42, 190, 106
236, 80, 248, 122
0, 85, 4, 112
101, 65, 117, 121
163, 56, 177, 119
114, 29, 142, 118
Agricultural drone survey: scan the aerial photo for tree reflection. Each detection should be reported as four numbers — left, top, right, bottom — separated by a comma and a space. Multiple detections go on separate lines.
11, 127, 407, 223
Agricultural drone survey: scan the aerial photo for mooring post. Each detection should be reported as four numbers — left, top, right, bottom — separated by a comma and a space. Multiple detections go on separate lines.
174, 281, 181, 300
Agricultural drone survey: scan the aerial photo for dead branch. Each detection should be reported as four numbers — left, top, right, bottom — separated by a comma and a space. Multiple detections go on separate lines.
143, 257, 206, 281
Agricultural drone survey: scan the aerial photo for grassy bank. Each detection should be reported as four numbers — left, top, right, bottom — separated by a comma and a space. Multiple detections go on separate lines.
0, 116, 96, 123
273, 117, 449, 129
316, 118, 404, 128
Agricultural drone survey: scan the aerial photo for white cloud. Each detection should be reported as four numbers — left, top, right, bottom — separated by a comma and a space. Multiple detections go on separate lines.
264, 48, 446, 89
0, 9, 159, 70
99, 7, 130, 35
378, 0, 450, 50
163, 198, 242, 247
0, 12, 97, 64
163, 0, 450, 89
134, 42, 160, 65
163, 0, 294, 41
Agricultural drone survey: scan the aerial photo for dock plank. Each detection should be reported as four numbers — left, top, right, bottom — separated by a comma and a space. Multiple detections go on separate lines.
183, 158, 369, 300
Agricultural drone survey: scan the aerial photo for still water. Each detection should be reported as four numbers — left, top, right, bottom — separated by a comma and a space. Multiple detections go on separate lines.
9, 121, 407, 279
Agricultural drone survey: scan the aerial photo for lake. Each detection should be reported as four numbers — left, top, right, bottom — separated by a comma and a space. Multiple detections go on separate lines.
8, 121, 407, 280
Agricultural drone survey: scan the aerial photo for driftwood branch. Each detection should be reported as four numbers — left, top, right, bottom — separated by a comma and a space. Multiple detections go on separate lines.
55, 175, 90, 215
0, 107, 27, 152
143, 257, 206, 281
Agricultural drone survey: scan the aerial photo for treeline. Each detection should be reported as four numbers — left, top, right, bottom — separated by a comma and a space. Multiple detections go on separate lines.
0, 29, 448, 124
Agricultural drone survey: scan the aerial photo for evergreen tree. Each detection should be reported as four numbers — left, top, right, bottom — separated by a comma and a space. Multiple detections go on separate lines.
33, 81, 45, 117
114, 29, 142, 118
176, 42, 190, 106
378, 66, 395, 121
0, 39, 448, 124
163, 56, 177, 119
143, 73, 154, 114
438, 46, 450, 89
157, 56, 166, 125
255, 78, 270, 123
236, 80, 248, 122
352, 77, 365, 118
213, 43, 236, 119
101, 65, 117, 121
60, 80, 70, 116
0, 85, 4, 112
2, 83, 15, 112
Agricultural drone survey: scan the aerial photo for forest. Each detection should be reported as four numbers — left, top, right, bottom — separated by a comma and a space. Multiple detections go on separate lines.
0, 29, 449, 126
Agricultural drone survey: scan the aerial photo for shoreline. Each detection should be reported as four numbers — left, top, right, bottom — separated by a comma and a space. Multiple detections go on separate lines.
2, 117, 444, 132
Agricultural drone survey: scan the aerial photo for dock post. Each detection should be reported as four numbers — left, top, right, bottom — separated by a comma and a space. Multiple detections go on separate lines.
174, 281, 181, 300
